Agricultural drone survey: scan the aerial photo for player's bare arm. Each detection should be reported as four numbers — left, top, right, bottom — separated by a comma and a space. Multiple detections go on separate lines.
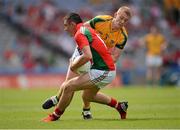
111, 47, 123, 63
70, 45, 92, 72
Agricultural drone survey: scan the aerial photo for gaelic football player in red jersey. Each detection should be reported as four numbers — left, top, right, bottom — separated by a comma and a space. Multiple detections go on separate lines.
42, 13, 127, 122
42, 6, 131, 120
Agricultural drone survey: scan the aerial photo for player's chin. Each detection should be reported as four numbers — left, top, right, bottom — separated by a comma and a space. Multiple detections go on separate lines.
118, 24, 123, 28
114, 25, 122, 30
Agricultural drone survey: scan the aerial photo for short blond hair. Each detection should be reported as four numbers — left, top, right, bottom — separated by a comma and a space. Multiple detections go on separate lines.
117, 6, 132, 18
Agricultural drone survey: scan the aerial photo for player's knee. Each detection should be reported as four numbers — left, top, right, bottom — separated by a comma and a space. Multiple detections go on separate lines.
63, 81, 73, 93
61, 81, 71, 93
60, 82, 66, 90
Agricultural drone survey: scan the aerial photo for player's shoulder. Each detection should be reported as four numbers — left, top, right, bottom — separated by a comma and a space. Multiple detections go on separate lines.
77, 25, 94, 37
158, 33, 165, 39
145, 33, 151, 38
94, 15, 113, 21
75, 26, 91, 42
88, 15, 112, 29
144, 33, 154, 41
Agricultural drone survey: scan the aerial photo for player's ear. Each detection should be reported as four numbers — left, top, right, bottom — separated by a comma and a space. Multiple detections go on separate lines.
71, 22, 77, 28
72, 21, 76, 26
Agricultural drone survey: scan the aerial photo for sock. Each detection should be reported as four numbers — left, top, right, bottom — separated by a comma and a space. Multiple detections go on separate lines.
108, 98, 118, 109
82, 108, 91, 116
83, 108, 90, 111
55, 96, 59, 101
53, 107, 64, 119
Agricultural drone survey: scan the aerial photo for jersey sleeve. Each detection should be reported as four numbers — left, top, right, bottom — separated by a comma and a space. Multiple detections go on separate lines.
75, 33, 89, 50
88, 16, 107, 29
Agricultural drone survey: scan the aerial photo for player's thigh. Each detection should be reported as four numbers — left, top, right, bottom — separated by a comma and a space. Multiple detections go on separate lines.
65, 73, 98, 92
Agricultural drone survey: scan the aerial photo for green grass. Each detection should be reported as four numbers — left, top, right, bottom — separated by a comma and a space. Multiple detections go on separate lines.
0, 86, 180, 129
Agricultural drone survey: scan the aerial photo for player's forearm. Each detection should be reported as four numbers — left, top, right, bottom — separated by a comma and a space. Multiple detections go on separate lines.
111, 54, 120, 63
111, 48, 122, 63
70, 55, 91, 72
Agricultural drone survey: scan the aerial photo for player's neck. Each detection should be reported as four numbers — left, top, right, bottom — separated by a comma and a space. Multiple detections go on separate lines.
111, 20, 122, 32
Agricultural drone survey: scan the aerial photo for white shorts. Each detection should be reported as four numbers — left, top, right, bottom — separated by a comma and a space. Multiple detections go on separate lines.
88, 69, 116, 89
146, 55, 163, 67
71, 47, 82, 60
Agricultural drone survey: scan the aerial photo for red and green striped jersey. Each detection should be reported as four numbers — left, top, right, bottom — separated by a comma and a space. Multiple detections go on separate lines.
74, 23, 115, 71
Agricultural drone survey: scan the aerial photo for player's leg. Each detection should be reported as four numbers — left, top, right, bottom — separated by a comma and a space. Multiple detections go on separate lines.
57, 64, 79, 98
81, 89, 99, 119
147, 66, 153, 84
154, 66, 161, 85
42, 47, 91, 110
154, 56, 163, 85
82, 90, 128, 119
42, 69, 126, 122
146, 55, 154, 85
81, 69, 128, 119
42, 72, 98, 122
82, 90, 110, 119
42, 61, 79, 109
82, 91, 110, 105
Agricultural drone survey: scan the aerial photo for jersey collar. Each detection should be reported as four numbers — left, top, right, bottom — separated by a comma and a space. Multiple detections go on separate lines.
111, 20, 123, 32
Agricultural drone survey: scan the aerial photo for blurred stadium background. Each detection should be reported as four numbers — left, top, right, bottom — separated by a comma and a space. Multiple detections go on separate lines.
0, 0, 180, 129
0, 0, 179, 88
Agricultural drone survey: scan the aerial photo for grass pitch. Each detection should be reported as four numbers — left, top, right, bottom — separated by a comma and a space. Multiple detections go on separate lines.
0, 86, 180, 129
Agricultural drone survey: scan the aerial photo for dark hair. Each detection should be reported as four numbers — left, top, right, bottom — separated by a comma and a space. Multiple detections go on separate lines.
64, 12, 83, 24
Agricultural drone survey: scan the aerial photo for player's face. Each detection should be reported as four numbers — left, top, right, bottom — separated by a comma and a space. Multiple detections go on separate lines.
114, 9, 130, 29
150, 26, 158, 34
64, 19, 75, 36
